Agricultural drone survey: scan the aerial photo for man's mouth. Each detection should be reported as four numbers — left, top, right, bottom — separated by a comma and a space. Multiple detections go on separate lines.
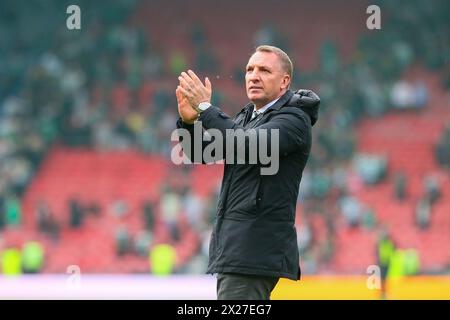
249, 86, 263, 91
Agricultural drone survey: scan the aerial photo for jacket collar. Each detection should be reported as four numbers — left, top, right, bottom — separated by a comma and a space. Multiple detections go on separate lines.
265, 90, 294, 112
241, 90, 294, 115
239, 89, 320, 126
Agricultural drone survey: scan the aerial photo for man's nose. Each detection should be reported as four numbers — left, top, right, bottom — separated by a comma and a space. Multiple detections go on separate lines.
247, 71, 260, 82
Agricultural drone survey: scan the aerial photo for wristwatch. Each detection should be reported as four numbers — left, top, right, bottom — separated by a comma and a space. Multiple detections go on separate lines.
196, 101, 211, 113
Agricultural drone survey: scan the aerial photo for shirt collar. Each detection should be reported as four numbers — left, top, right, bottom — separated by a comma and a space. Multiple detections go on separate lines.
253, 97, 280, 115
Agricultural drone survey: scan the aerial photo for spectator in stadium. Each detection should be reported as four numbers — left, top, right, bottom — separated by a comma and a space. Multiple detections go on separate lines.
181, 186, 205, 232
415, 196, 432, 230
296, 222, 313, 256
393, 171, 408, 201
436, 122, 450, 170
142, 198, 155, 232
35, 199, 60, 242
4, 194, 21, 227
149, 243, 176, 275
160, 184, 181, 242
21, 241, 44, 274
134, 230, 153, 257
387, 248, 420, 280
176, 45, 320, 299
36, 199, 51, 232
1, 247, 22, 276
423, 174, 441, 205
339, 193, 362, 228
376, 227, 395, 299
115, 225, 131, 256
68, 197, 84, 229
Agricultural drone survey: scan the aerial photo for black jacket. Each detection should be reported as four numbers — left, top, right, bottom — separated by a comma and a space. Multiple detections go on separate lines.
176, 89, 320, 280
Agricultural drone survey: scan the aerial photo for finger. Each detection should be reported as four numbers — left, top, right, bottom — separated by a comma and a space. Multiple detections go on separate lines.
205, 77, 212, 91
188, 70, 203, 86
178, 76, 191, 90
177, 85, 191, 99
180, 72, 195, 86
175, 87, 183, 102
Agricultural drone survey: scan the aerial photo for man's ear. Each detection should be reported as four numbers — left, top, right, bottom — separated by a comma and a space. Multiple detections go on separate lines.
281, 75, 291, 90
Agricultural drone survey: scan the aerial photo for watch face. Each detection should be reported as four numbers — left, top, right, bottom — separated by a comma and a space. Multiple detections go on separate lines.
199, 103, 210, 111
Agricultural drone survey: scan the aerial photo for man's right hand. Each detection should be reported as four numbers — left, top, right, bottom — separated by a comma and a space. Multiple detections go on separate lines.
176, 86, 198, 124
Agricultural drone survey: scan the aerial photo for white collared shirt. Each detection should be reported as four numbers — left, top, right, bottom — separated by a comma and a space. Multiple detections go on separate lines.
251, 97, 280, 119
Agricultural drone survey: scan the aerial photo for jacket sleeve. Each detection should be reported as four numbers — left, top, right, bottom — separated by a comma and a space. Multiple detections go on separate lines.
198, 106, 311, 161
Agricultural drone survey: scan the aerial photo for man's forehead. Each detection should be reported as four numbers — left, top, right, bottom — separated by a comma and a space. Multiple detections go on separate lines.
246, 51, 279, 68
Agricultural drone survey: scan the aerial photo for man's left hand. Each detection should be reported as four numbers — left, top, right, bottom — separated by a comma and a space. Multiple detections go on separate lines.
178, 70, 212, 109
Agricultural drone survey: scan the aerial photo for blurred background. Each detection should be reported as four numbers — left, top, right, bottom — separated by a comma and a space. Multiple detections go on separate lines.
0, 0, 449, 299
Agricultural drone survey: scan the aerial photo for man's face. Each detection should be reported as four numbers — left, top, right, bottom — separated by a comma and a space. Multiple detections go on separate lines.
245, 51, 290, 108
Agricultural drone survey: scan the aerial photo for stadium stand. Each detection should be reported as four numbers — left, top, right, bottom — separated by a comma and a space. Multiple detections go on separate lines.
0, 0, 449, 275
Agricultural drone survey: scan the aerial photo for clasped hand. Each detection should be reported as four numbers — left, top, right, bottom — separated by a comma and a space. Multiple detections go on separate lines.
176, 70, 212, 124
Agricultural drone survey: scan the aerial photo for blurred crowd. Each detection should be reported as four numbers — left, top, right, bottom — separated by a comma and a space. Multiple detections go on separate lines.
1, 0, 450, 275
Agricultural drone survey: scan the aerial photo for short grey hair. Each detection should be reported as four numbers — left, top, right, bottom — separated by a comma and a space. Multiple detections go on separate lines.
255, 45, 293, 81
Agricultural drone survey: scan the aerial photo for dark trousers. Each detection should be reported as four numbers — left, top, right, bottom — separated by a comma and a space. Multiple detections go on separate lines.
217, 273, 279, 300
